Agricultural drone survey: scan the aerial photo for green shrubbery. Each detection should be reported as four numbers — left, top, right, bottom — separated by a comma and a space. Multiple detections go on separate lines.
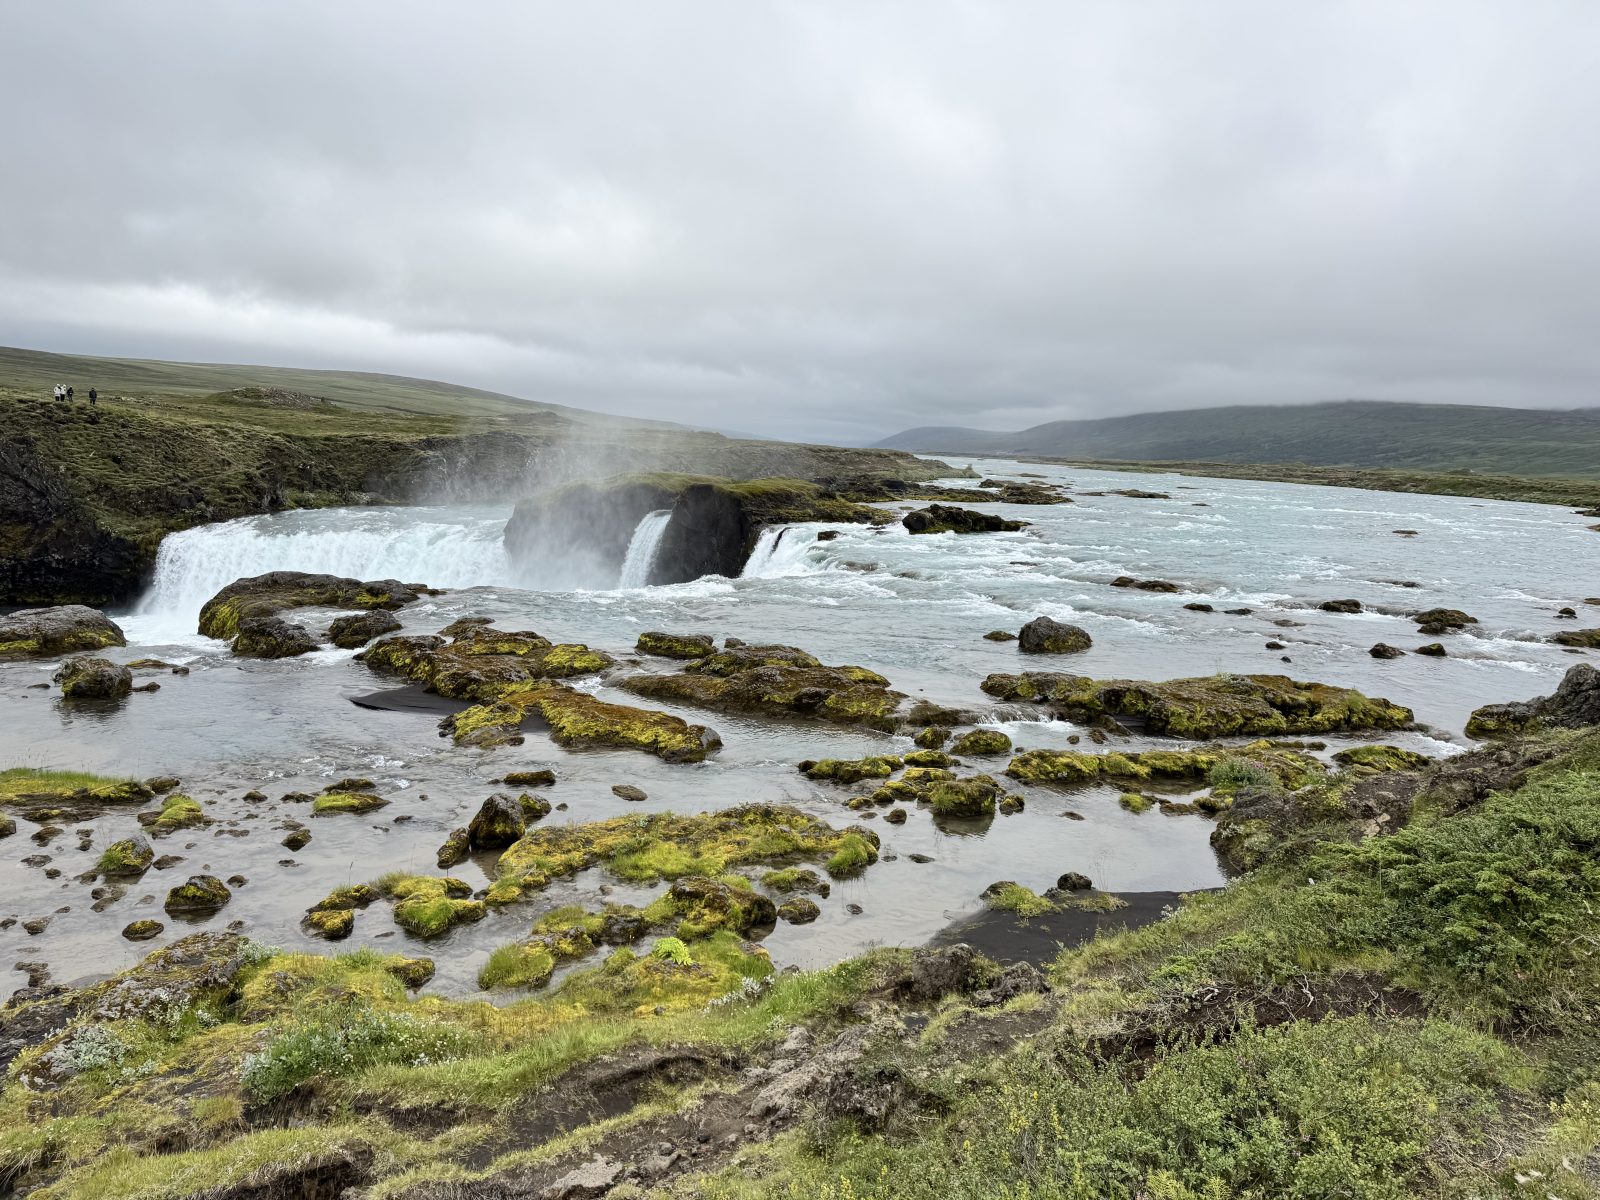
240, 1008, 473, 1101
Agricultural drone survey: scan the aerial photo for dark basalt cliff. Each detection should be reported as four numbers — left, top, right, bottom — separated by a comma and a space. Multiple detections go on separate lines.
503, 474, 894, 587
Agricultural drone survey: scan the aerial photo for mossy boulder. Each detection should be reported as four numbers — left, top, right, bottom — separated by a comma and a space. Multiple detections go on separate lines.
312, 791, 389, 815
636, 631, 716, 659
231, 615, 319, 658
360, 623, 613, 705
0, 605, 125, 659
96, 834, 153, 877
1006, 741, 1323, 790
914, 725, 951, 748
198, 571, 423, 640
309, 883, 379, 911
1552, 628, 1600, 649
494, 804, 869, 900
1369, 643, 1406, 659
327, 610, 402, 648
519, 793, 553, 822
1466, 663, 1600, 739
385, 957, 435, 988
926, 776, 1003, 819
778, 897, 821, 924
761, 866, 830, 897
951, 729, 1012, 756
656, 875, 777, 938
981, 671, 1412, 739
903, 748, 955, 767
1332, 745, 1432, 775
121, 918, 164, 941
53, 656, 132, 700
140, 792, 207, 834
503, 769, 556, 787
983, 630, 1018, 642
799, 755, 903, 784
1412, 607, 1477, 635
436, 827, 470, 869
1018, 616, 1092, 655
1415, 642, 1448, 657
903, 505, 1026, 534
619, 641, 906, 732
825, 830, 880, 876
163, 874, 231, 915
1320, 599, 1363, 613
383, 875, 487, 938
445, 683, 721, 760
281, 827, 311, 851
301, 908, 355, 939
1111, 576, 1181, 592
468, 793, 526, 850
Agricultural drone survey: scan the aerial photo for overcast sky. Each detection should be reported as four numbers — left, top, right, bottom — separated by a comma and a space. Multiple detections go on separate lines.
2, 3, 1597, 443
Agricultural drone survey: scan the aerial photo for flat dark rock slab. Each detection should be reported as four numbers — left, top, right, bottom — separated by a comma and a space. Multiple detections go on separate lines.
931, 890, 1205, 968
348, 684, 472, 716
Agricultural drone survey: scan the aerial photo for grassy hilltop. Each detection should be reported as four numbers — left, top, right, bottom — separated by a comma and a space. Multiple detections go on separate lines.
877, 399, 1600, 481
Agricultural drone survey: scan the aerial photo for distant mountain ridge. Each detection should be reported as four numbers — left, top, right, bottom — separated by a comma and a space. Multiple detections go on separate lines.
874, 400, 1600, 478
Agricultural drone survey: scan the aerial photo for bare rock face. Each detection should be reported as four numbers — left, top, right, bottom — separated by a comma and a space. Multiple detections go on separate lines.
0, 605, 126, 658
328, 610, 403, 648
231, 616, 319, 659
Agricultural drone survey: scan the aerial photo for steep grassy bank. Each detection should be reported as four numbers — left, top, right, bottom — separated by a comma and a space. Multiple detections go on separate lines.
0, 386, 944, 605
7, 688, 1600, 1197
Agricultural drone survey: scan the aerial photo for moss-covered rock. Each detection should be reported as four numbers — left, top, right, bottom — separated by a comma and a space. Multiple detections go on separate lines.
902, 505, 1026, 534
503, 769, 556, 787
445, 683, 722, 760
0, 605, 126, 659
96, 834, 153, 877
327, 609, 402, 648
903, 748, 955, 767
798, 755, 903, 784
53, 655, 132, 699
163, 874, 231, 915
385, 956, 435, 988
312, 791, 389, 815
1412, 607, 1477, 635
760, 866, 831, 897
1415, 642, 1447, 657
1018, 617, 1092, 655
1006, 741, 1324, 790
1466, 663, 1600, 739
951, 729, 1012, 756
1552, 628, 1600, 649
619, 641, 906, 732
281, 826, 311, 851
825, 831, 881, 876
121, 918, 163, 941
382, 875, 487, 938
778, 897, 821, 924
914, 725, 951, 748
1332, 745, 1432, 775
636, 631, 716, 659
435, 827, 470, 869
494, 804, 868, 901
1118, 791, 1156, 813
925, 776, 1003, 819
301, 908, 354, 939
231, 615, 320, 658
1111, 576, 1181, 592
982, 671, 1412, 739
140, 793, 208, 834
467, 793, 525, 850
198, 571, 424, 640
309, 884, 379, 912
360, 623, 613, 705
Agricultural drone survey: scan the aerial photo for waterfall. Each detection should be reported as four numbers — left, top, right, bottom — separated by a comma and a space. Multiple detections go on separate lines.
131, 507, 514, 636
740, 525, 830, 578
617, 510, 672, 588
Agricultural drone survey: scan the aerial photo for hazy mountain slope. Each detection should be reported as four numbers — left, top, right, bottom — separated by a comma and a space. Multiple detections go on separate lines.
0, 344, 675, 426
875, 400, 1600, 477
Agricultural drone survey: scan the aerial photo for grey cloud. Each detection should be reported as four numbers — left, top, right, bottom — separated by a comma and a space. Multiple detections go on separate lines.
2, 1, 1597, 442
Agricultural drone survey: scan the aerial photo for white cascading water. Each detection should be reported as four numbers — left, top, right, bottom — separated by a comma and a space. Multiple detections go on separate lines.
133, 509, 514, 635
740, 525, 824, 578
616, 510, 672, 588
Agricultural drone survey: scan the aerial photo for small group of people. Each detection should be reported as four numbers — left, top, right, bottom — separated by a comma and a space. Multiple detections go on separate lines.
52, 383, 97, 404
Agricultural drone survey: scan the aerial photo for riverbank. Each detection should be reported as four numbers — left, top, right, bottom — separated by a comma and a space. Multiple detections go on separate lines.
990, 454, 1600, 509
4, 670, 1598, 1197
